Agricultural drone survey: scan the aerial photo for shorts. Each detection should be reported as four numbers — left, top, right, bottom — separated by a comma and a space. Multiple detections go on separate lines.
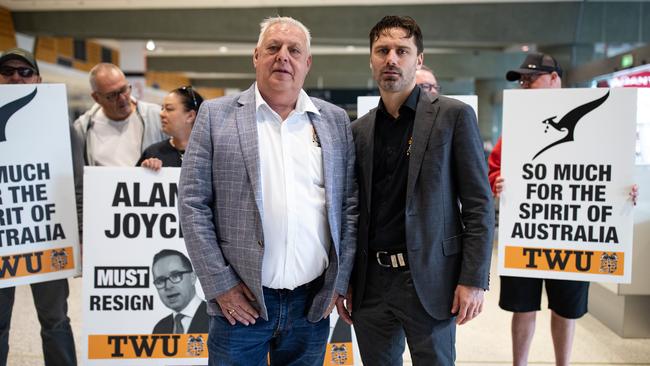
498, 276, 589, 319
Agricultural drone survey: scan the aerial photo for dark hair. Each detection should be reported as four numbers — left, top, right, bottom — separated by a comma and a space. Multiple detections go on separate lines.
369, 16, 423, 54
152, 249, 193, 272
172, 86, 204, 113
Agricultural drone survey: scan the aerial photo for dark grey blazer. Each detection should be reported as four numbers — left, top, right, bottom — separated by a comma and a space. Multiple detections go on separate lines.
350, 91, 494, 320
179, 84, 358, 323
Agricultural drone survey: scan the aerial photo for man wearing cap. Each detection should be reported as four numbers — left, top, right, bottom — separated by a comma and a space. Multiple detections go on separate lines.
489, 53, 584, 366
0, 48, 77, 366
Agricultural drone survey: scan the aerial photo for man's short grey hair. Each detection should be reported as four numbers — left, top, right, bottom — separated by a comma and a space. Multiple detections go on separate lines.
89, 63, 125, 91
420, 64, 435, 75
257, 16, 311, 52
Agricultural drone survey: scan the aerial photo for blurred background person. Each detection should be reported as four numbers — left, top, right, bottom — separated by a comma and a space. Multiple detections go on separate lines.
72, 63, 165, 167
138, 86, 204, 170
415, 64, 440, 96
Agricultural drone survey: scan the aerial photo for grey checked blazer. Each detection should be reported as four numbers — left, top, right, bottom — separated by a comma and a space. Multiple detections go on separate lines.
351, 91, 494, 320
179, 84, 358, 322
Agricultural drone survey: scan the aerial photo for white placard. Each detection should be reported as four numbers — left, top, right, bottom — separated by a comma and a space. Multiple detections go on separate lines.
357, 95, 478, 119
81, 167, 358, 365
82, 167, 206, 365
498, 88, 637, 283
0, 84, 80, 287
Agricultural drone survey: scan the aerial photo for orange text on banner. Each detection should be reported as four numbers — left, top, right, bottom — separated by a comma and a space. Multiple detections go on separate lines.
504, 245, 624, 275
0, 246, 75, 280
88, 333, 209, 359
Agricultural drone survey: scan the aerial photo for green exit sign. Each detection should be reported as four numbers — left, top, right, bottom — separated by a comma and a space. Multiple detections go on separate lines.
621, 54, 634, 68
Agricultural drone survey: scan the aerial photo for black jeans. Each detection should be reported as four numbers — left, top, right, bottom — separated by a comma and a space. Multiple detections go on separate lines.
353, 263, 456, 366
0, 279, 76, 366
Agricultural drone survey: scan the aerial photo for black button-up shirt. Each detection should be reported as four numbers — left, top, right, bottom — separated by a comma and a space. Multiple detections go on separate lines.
369, 86, 420, 251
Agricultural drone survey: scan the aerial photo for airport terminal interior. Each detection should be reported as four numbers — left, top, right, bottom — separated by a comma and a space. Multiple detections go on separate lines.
1, 0, 650, 365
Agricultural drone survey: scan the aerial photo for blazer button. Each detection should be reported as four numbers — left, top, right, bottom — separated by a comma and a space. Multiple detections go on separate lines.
258, 240, 264, 248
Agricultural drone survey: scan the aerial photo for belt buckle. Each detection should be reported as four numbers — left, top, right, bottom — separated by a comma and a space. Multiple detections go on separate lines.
376, 251, 392, 268
376, 251, 407, 269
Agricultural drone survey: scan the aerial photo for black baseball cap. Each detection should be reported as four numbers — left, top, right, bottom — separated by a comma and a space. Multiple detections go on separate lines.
0, 48, 40, 75
506, 53, 562, 81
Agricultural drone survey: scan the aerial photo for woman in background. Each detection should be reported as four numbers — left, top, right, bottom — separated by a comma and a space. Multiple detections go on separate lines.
138, 86, 204, 169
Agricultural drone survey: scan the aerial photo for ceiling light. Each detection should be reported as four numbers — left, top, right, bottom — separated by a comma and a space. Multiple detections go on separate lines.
219, 46, 228, 53
521, 45, 529, 52
146, 40, 156, 51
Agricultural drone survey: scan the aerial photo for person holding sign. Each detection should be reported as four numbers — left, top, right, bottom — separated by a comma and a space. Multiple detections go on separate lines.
138, 86, 205, 170
179, 16, 357, 365
337, 16, 494, 365
0, 48, 77, 366
72, 63, 166, 167
151, 249, 209, 334
491, 53, 586, 366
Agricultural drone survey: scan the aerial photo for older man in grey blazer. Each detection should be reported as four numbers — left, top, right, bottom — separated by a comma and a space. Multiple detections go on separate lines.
336, 16, 494, 365
179, 16, 357, 366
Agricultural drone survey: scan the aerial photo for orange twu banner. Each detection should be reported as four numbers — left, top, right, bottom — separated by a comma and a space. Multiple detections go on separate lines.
0, 246, 74, 280
88, 333, 209, 359
504, 246, 624, 275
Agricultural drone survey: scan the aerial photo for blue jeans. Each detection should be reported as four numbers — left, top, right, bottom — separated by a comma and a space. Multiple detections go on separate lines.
0, 279, 76, 366
208, 286, 329, 366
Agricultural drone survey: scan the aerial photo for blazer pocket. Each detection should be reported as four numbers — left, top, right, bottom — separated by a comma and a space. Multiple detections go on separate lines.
442, 234, 463, 256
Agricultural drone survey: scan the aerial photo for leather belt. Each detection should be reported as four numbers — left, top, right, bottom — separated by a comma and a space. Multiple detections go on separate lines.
373, 249, 409, 269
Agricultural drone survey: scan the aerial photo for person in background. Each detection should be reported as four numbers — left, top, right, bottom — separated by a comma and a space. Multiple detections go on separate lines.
0, 47, 77, 366
72, 63, 165, 167
138, 86, 204, 170
415, 64, 440, 96
492, 52, 639, 366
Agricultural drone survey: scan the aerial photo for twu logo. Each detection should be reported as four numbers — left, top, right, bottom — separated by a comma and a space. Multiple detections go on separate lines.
0, 88, 38, 142
533, 90, 609, 160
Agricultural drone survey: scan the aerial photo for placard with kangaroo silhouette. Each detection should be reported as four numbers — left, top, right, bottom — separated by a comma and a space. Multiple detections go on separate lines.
0, 84, 81, 288
497, 88, 638, 283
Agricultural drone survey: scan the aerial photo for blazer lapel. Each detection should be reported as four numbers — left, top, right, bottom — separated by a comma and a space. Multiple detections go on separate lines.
310, 110, 337, 245
236, 86, 264, 217
406, 93, 439, 206
359, 110, 376, 214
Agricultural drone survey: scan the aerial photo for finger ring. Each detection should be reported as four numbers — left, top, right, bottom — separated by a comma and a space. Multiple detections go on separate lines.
227, 309, 235, 315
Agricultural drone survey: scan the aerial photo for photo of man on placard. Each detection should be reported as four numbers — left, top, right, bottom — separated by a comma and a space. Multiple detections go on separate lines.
151, 249, 208, 334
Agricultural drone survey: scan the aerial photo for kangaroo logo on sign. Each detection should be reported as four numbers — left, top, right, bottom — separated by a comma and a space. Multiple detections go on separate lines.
533, 91, 609, 160
0, 88, 37, 142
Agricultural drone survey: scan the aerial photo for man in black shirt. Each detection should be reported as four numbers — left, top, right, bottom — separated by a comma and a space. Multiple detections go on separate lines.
337, 16, 494, 365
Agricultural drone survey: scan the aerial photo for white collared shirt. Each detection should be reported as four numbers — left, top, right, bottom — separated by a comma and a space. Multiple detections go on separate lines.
88, 108, 143, 166
255, 84, 331, 290
173, 295, 202, 334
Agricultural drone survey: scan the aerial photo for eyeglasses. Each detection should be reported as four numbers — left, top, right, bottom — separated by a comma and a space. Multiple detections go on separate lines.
153, 270, 192, 289
519, 72, 548, 86
96, 84, 132, 102
0, 66, 36, 78
180, 86, 198, 110
418, 83, 441, 93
